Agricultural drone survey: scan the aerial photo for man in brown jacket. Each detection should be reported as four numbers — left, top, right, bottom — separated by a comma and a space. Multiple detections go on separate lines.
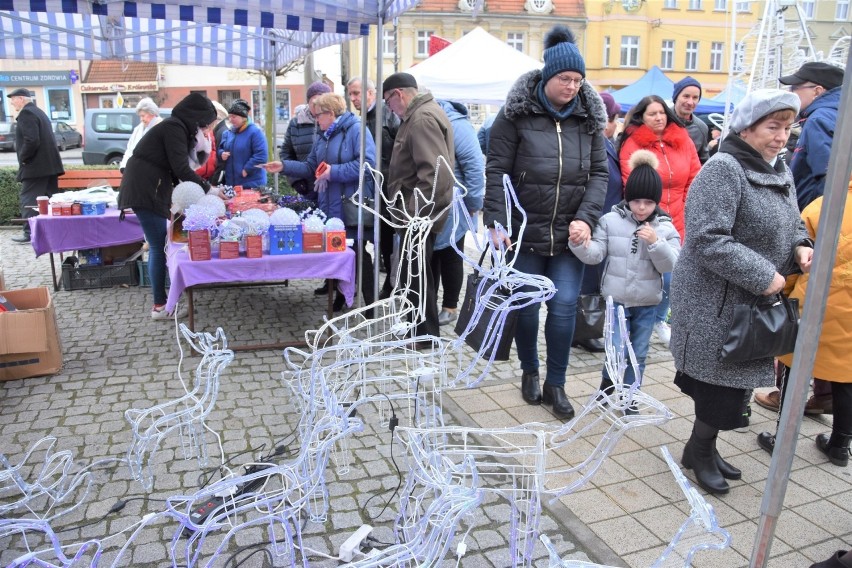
382, 72, 454, 337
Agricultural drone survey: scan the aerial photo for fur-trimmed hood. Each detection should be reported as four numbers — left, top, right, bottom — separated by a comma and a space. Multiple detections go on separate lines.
624, 122, 692, 152
503, 69, 607, 134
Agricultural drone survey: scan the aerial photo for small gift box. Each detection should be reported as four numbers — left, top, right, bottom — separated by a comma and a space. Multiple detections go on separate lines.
325, 230, 347, 252
218, 240, 240, 260
269, 225, 302, 255
302, 229, 324, 253
188, 229, 212, 261
51, 204, 62, 216
245, 235, 263, 258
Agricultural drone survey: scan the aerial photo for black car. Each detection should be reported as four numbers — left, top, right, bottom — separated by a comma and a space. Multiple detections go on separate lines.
0, 121, 83, 152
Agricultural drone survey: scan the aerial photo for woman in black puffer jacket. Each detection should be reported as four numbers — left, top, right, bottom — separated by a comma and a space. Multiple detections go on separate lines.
483, 25, 608, 419
118, 92, 220, 319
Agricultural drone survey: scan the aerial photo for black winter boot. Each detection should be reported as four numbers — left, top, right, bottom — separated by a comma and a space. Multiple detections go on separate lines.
542, 384, 575, 420
714, 448, 742, 480
521, 370, 541, 405
681, 420, 730, 495
816, 432, 852, 467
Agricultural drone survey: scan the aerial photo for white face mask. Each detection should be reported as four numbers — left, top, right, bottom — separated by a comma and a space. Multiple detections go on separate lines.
188, 127, 212, 169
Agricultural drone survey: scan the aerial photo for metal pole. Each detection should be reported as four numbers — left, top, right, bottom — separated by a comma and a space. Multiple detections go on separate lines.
372, 10, 385, 304
750, 54, 852, 568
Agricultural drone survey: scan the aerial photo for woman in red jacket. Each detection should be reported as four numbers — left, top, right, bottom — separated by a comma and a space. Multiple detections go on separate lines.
618, 94, 700, 346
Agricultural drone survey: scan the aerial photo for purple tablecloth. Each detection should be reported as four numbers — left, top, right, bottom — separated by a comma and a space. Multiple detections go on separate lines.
28, 209, 144, 257
165, 244, 356, 312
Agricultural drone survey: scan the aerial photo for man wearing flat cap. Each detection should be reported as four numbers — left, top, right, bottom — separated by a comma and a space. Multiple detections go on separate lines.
7, 88, 64, 243
779, 61, 845, 211
381, 71, 454, 338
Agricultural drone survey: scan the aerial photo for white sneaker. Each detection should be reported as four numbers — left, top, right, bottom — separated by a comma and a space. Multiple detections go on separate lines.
653, 321, 671, 346
151, 303, 189, 320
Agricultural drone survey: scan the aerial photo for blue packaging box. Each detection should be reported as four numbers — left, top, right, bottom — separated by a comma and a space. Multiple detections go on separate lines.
269, 225, 302, 255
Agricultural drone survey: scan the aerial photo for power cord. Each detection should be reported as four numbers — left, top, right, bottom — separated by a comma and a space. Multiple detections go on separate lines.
362, 393, 402, 521
53, 495, 167, 534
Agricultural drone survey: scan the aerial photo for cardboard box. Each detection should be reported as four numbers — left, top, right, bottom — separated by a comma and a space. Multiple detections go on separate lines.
189, 229, 211, 261
101, 242, 143, 265
218, 240, 240, 260
269, 225, 302, 255
325, 230, 347, 252
245, 235, 263, 258
0, 287, 62, 381
302, 231, 324, 253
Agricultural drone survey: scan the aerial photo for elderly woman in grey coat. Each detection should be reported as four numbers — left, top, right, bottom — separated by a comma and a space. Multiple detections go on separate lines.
670, 89, 814, 495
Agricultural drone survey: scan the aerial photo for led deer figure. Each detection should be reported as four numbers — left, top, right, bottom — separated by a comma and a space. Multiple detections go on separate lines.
0, 437, 92, 523
125, 324, 234, 491
340, 455, 483, 567
395, 298, 672, 568
164, 351, 363, 568
540, 446, 731, 568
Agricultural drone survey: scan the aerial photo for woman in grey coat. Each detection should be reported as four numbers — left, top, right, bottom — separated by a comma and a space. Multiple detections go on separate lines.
670, 89, 814, 495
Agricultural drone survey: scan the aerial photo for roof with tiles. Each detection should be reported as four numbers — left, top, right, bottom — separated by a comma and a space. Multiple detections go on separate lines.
414, 0, 585, 17
83, 61, 159, 83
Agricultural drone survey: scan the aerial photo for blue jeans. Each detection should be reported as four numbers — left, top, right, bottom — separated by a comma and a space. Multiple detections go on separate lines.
511, 250, 584, 387
134, 208, 168, 306
602, 303, 657, 387
655, 272, 671, 324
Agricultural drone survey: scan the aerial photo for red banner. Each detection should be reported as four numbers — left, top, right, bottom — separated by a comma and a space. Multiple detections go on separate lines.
428, 35, 452, 57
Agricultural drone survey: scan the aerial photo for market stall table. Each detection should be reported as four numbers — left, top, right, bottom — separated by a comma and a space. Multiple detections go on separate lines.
165, 244, 357, 351
27, 209, 144, 291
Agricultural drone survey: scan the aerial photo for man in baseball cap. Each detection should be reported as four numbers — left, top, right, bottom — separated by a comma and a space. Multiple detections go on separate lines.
779, 61, 844, 91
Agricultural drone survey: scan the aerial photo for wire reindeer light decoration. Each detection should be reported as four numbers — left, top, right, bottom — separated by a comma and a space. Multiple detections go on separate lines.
124, 324, 234, 491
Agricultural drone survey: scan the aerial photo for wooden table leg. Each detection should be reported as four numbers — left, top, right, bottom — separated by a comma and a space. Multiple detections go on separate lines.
327, 279, 334, 320
187, 288, 195, 333
49, 253, 59, 292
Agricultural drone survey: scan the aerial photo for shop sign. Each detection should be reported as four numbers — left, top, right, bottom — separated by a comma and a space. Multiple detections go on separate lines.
80, 81, 158, 94
0, 71, 71, 85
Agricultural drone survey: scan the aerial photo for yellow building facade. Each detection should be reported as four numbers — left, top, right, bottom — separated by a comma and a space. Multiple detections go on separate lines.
585, 0, 759, 97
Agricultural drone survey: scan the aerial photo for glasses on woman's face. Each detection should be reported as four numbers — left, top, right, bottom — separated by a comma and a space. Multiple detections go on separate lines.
554, 74, 584, 88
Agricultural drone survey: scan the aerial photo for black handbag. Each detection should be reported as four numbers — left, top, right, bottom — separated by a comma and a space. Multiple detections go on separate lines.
342, 196, 375, 228
720, 294, 799, 363
454, 248, 518, 361
573, 294, 605, 342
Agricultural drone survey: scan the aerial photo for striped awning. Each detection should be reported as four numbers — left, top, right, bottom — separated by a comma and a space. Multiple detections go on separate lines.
0, 0, 423, 69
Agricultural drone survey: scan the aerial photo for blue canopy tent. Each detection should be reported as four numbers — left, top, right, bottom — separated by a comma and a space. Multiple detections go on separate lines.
610, 66, 674, 113
611, 66, 729, 114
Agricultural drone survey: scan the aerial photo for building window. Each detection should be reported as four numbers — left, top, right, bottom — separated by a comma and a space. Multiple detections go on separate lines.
382, 28, 396, 57
620, 36, 640, 67
735, 1, 750, 11
218, 90, 240, 109
603, 36, 611, 67
458, 0, 478, 11
416, 30, 434, 58
507, 32, 524, 52
685, 40, 699, 70
664, 0, 677, 7
688, 0, 702, 8
524, 0, 553, 13
46, 88, 73, 121
837, 0, 849, 20
710, 41, 724, 71
714, 0, 726, 10
661, 40, 674, 69
801, 0, 815, 19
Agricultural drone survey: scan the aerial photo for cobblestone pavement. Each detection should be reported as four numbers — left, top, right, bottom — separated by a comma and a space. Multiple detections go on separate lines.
1, 226, 850, 568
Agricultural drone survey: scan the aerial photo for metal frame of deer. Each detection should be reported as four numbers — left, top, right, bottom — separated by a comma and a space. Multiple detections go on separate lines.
539, 446, 731, 568
0, 437, 92, 524
124, 324, 234, 491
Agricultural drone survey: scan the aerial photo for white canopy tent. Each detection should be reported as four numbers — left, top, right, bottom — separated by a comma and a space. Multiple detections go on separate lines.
405, 26, 542, 105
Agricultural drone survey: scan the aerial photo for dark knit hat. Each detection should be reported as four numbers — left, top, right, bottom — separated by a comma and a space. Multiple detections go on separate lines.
173, 92, 217, 129
599, 92, 621, 118
673, 76, 702, 102
625, 150, 662, 204
228, 98, 251, 118
382, 72, 418, 96
779, 61, 844, 90
306, 81, 332, 102
541, 25, 585, 84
